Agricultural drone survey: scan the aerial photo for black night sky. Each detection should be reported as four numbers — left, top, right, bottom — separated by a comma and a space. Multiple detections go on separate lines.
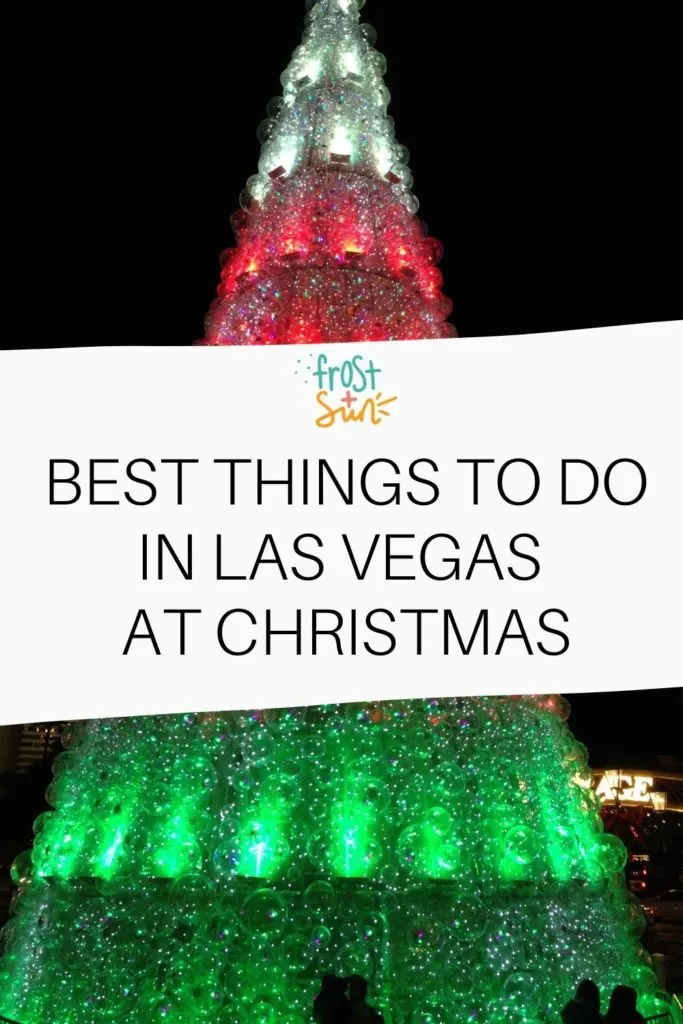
2, 5, 681, 758
4, 3, 681, 348
566, 689, 682, 763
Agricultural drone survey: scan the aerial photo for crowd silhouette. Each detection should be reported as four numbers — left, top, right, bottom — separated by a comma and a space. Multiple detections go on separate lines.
562, 981, 646, 1024
313, 974, 385, 1023
313, 976, 650, 1024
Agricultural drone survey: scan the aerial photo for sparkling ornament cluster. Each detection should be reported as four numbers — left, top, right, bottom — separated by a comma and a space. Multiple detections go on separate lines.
202, 0, 455, 345
0, 697, 668, 1024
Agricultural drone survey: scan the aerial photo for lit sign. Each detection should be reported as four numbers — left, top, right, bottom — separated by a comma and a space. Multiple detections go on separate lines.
595, 772, 655, 804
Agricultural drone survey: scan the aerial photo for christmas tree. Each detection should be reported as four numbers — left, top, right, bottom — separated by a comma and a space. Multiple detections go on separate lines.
0, 5, 672, 1024
0, 699, 669, 1024
200, 0, 456, 345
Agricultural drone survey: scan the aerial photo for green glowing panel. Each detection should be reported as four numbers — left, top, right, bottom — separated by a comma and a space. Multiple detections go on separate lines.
0, 699, 663, 1024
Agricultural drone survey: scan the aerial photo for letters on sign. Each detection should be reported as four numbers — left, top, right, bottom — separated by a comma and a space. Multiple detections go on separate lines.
595, 773, 654, 804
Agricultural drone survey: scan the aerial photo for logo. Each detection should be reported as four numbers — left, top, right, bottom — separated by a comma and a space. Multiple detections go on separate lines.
296, 352, 398, 428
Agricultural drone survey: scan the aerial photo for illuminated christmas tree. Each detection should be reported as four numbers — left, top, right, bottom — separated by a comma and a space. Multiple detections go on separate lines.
201, 0, 456, 345
0, 699, 669, 1024
0, 5, 671, 1024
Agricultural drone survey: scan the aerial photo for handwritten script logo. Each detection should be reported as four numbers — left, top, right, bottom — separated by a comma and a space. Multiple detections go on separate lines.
296, 353, 398, 428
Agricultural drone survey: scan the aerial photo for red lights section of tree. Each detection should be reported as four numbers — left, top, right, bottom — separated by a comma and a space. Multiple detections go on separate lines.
200, 1, 456, 345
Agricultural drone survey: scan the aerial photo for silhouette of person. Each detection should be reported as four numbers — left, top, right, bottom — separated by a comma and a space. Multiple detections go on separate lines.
314, 974, 350, 1024
604, 986, 646, 1024
346, 975, 384, 1023
562, 979, 601, 1024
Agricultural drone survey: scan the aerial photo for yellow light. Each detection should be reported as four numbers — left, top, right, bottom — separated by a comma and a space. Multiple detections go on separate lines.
344, 241, 364, 256
374, 142, 394, 176
342, 51, 360, 77
302, 58, 321, 84
277, 142, 298, 175
330, 125, 352, 157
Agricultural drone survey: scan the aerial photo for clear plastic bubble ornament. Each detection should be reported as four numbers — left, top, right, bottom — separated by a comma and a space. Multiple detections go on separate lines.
302, 880, 338, 921
241, 890, 288, 941
426, 807, 452, 837
212, 836, 241, 882
589, 832, 628, 877
503, 825, 541, 867
447, 896, 490, 941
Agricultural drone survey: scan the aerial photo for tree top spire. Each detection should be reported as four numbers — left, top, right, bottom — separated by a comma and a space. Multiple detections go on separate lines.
240, 0, 417, 215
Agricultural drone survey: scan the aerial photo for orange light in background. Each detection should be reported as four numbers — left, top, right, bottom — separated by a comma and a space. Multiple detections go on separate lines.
344, 242, 364, 257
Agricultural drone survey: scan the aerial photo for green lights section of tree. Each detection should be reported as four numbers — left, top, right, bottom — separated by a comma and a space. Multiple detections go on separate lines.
0, 698, 671, 1024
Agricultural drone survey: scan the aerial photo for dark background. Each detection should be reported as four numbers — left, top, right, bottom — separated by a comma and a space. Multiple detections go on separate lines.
1, 4, 681, 750
3, 2, 681, 348
567, 688, 682, 761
